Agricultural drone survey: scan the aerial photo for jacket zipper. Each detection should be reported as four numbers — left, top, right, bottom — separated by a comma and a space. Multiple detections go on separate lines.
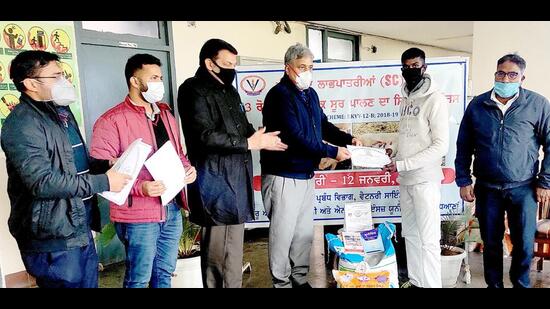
300, 92, 320, 141
496, 107, 505, 179
496, 97, 520, 176
46, 104, 84, 227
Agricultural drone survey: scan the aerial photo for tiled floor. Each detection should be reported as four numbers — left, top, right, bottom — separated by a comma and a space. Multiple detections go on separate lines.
99, 225, 550, 288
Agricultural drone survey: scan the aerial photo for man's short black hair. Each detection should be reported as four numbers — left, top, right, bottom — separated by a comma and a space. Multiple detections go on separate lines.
401, 47, 426, 64
497, 53, 527, 72
10, 50, 60, 92
124, 53, 162, 88
199, 39, 238, 68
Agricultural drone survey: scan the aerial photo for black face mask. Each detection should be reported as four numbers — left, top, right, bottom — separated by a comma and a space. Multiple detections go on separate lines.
212, 60, 236, 85
402, 67, 424, 91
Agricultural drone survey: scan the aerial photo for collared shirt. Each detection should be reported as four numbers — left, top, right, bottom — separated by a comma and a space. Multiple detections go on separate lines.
129, 97, 160, 120
129, 98, 169, 148
491, 90, 519, 116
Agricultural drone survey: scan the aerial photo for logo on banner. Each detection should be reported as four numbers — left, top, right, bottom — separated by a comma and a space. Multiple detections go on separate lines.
240, 75, 266, 96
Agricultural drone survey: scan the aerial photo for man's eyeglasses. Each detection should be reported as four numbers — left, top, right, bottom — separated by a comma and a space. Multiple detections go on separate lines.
31, 71, 64, 80
295, 64, 314, 73
495, 71, 520, 80
32, 76, 62, 79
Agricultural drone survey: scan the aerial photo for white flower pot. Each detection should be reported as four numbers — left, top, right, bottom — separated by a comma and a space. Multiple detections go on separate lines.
441, 246, 466, 288
171, 256, 203, 288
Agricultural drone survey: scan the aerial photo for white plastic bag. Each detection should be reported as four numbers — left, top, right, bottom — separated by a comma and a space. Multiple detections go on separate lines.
338, 222, 399, 288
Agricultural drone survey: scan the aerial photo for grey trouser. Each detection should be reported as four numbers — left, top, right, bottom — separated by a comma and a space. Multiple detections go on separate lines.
200, 224, 245, 288
261, 174, 315, 288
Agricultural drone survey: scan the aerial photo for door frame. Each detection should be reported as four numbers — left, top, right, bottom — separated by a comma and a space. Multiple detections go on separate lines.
74, 21, 180, 140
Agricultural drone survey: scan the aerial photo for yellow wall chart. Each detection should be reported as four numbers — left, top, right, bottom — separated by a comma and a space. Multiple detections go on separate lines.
0, 21, 83, 133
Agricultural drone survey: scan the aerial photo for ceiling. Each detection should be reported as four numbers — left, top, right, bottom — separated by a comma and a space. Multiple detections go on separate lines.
308, 21, 474, 53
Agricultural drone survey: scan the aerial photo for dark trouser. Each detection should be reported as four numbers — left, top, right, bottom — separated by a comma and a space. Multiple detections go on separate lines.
21, 232, 98, 288
200, 224, 244, 288
474, 183, 537, 288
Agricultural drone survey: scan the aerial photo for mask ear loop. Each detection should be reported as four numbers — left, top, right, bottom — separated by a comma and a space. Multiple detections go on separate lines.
25, 78, 53, 102
211, 59, 225, 73
287, 64, 302, 77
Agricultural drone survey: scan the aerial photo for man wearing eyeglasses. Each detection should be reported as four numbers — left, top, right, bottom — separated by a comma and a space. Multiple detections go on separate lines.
382, 47, 449, 288
261, 43, 360, 288
1, 50, 130, 287
455, 53, 550, 288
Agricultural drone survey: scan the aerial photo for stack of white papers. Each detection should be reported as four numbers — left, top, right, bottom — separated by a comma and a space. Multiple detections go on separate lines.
144, 141, 187, 206
100, 138, 152, 206
347, 145, 391, 168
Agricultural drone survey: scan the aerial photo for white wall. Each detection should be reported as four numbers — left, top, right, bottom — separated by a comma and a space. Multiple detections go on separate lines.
472, 21, 550, 98
172, 21, 308, 86
358, 33, 472, 95
171, 21, 471, 94
358, 33, 471, 62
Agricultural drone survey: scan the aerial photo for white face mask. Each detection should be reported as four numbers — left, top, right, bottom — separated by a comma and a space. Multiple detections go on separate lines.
295, 70, 313, 90
141, 81, 164, 104
49, 77, 76, 106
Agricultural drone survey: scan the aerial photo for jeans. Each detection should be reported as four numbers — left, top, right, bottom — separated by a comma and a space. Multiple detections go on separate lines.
474, 183, 537, 288
115, 201, 183, 288
21, 232, 98, 288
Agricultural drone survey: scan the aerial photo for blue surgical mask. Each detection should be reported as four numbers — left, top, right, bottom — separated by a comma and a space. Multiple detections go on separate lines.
494, 81, 520, 98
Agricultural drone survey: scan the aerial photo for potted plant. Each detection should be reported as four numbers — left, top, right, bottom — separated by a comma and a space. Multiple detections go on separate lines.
440, 209, 470, 288
171, 209, 202, 288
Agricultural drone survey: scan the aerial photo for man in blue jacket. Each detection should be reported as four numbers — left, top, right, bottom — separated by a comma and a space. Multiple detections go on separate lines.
455, 53, 550, 288
261, 43, 361, 288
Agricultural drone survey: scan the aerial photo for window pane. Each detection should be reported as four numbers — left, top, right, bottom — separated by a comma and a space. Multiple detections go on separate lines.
307, 29, 323, 62
327, 37, 353, 61
82, 21, 160, 38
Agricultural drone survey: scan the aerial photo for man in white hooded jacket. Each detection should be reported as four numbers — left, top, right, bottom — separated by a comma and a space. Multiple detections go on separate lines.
383, 48, 449, 288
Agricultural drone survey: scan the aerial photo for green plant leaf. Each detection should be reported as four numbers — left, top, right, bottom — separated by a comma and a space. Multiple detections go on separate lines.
96, 222, 116, 248
178, 209, 201, 258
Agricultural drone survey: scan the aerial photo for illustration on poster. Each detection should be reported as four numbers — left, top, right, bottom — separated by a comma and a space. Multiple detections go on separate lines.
3, 24, 25, 50
0, 62, 4, 83
50, 29, 70, 53
28, 26, 48, 51
0, 94, 20, 119
60, 62, 74, 83
0, 22, 81, 133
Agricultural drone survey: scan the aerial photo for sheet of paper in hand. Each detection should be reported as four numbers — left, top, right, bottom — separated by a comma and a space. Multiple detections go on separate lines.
144, 141, 187, 206
99, 138, 153, 206
347, 145, 391, 168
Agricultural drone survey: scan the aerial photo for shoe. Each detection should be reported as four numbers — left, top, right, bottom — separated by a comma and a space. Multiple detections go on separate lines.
400, 281, 421, 288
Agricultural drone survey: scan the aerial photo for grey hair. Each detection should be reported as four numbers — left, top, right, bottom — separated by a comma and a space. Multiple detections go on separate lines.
497, 53, 527, 72
284, 43, 314, 65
